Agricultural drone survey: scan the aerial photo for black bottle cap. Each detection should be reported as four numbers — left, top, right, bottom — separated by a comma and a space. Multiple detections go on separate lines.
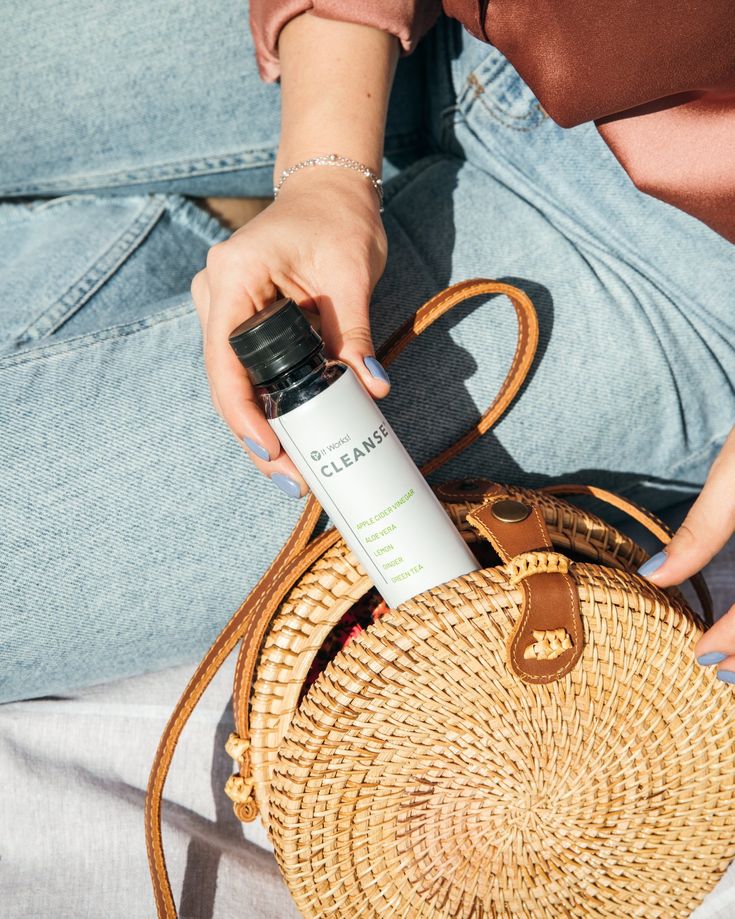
228, 298, 324, 385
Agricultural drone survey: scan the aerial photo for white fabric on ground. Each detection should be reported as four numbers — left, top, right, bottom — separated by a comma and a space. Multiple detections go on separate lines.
2, 525, 733, 918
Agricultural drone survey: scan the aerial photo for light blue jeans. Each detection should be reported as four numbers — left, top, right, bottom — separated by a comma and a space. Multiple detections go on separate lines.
1, 2, 733, 703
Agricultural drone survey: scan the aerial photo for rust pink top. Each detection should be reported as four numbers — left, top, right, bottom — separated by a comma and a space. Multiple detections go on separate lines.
250, 0, 735, 244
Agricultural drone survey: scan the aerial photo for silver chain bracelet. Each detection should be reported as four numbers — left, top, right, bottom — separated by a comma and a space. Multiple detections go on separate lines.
273, 153, 384, 212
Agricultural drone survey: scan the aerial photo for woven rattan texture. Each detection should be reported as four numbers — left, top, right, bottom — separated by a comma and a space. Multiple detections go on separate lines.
249, 488, 651, 828
270, 566, 735, 918
248, 489, 735, 917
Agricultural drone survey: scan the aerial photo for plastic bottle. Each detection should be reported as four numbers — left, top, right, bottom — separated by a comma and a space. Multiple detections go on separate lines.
229, 298, 479, 608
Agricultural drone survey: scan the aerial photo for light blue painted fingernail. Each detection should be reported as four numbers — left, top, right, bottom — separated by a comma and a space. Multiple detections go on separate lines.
697, 652, 728, 666
271, 473, 301, 499
244, 436, 270, 461
716, 670, 735, 685
637, 550, 667, 578
363, 356, 390, 384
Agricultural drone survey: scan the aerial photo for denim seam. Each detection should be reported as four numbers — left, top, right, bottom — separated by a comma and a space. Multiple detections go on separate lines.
163, 195, 230, 247
1, 299, 194, 369
0, 192, 150, 225
16, 197, 167, 344
472, 94, 546, 133
0, 149, 278, 197
384, 130, 427, 158
0, 195, 103, 225
382, 152, 456, 209
456, 51, 546, 133
2, 130, 425, 197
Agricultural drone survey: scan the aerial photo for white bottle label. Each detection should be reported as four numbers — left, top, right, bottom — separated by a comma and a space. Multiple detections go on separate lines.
269, 368, 479, 608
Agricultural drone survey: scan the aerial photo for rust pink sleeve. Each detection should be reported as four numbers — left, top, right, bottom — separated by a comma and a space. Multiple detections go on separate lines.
249, 0, 441, 82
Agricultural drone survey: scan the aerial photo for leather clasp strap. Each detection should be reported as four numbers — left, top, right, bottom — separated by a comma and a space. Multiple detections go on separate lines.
467, 493, 584, 684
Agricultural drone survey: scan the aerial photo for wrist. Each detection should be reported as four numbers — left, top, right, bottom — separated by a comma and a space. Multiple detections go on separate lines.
274, 148, 382, 183
272, 153, 384, 212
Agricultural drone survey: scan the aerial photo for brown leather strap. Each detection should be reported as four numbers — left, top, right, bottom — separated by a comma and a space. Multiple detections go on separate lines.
375, 278, 539, 475
467, 494, 584, 684
539, 483, 713, 624
145, 501, 330, 917
437, 478, 713, 624
145, 279, 539, 918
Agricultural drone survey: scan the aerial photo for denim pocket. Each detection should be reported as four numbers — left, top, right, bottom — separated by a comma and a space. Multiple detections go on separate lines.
459, 46, 547, 133
0, 196, 166, 350
0, 194, 224, 354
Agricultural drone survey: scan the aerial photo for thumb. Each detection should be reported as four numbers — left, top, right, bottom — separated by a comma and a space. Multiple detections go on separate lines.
638, 428, 735, 587
315, 283, 390, 400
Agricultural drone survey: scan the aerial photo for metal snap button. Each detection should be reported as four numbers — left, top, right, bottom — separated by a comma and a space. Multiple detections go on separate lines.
491, 499, 531, 523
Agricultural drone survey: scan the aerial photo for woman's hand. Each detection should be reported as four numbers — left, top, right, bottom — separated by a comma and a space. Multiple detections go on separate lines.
192, 12, 398, 496
191, 167, 390, 496
637, 425, 735, 673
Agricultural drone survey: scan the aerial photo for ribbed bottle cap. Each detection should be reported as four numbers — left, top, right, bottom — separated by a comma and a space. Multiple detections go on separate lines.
228, 298, 323, 385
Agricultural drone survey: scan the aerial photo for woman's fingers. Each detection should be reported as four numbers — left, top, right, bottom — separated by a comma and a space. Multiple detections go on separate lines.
191, 269, 210, 328
205, 244, 277, 442
190, 269, 225, 418
243, 437, 308, 498
196, 219, 387, 498
205, 327, 272, 442
315, 272, 390, 399
694, 602, 735, 671
638, 426, 735, 587
205, 321, 307, 493
710, 653, 735, 684
635, 425, 735, 672
197, 243, 308, 494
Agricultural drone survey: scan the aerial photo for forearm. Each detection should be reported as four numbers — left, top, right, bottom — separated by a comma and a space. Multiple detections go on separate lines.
274, 13, 399, 184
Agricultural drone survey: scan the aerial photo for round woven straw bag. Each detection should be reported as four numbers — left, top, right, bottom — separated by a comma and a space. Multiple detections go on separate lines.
147, 280, 735, 919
